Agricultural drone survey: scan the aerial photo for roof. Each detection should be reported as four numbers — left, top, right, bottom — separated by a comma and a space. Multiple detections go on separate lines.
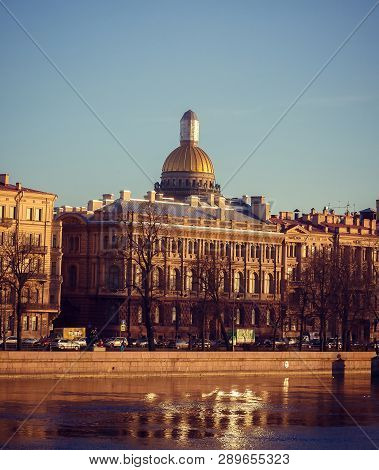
94, 198, 274, 226
181, 110, 198, 121
0, 182, 56, 197
162, 144, 215, 174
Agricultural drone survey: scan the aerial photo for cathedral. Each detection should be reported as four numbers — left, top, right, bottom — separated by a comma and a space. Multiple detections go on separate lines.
55, 111, 379, 344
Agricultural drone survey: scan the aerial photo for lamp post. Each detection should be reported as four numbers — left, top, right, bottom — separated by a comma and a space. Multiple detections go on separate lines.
232, 292, 240, 352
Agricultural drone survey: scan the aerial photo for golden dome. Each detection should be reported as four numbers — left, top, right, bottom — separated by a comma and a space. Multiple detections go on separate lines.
162, 144, 215, 174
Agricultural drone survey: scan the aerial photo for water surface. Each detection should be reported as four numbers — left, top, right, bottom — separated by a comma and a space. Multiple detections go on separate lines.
0, 375, 378, 449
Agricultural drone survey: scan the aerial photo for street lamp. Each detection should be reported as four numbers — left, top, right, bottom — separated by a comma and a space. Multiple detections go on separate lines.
232, 291, 241, 352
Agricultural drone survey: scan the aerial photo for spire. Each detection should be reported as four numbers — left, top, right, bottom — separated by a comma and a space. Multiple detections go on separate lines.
180, 110, 199, 146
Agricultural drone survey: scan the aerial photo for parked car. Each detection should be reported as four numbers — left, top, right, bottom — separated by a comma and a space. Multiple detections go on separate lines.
167, 339, 189, 350
135, 337, 158, 348
192, 339, 211, 350
127, 337, 138, 347
5, 336, 17, 346
75, 337, 88, 349
50, 338, 81, 351
22, 338, 39, 347
156, 338, 169, 348
104, 337, 127, 348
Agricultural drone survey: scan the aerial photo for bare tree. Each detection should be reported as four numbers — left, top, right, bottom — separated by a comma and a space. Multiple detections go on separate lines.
1, 232, 44, 350
195, 250, 231, 350
119, 203, 167, 351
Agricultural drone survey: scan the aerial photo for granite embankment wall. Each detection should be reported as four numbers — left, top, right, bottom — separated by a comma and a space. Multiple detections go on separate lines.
0, 351, 376, 379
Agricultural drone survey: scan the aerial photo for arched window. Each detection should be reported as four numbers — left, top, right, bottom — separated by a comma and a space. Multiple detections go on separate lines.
251, 308, 256, 325
268, 273, 275, 294
157, 267, 165, 289
223, 271, 230, 293
68, 265, 77, 289
253, 272, 260, 294
170, 268, 181, 291
266, 309, 271, 326
108, 265, 120, 290
266, 246, 270, 259
188, 240, 193, 255
171, 306, 177, 323
236, 244, 240, 258
234, 272, 244, 293
271, 246, 275, 260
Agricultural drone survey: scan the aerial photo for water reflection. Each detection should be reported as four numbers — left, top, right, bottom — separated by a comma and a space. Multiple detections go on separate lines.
0, 375, 378, 449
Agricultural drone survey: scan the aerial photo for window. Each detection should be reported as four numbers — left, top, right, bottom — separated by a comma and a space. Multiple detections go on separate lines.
26, 208, 33, 220
52, 235, 57, 248
68, 265, 78, 289
171, 306, 177, 323
36, 208, 42, 221
186, 270, 193, 291
253, 273, 260, 294
36, 234, 41, 246
51, 261, 57, 275
32, 316, 38, 331
23, 316, 29, 331
108, 265, 120, 290
0, 206, 5, 219
9, 206, 16, 219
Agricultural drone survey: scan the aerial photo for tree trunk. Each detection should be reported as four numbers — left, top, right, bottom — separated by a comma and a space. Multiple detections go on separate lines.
143, 301, 155, 351
216, 304, 230, 351
298, 312, 305, 352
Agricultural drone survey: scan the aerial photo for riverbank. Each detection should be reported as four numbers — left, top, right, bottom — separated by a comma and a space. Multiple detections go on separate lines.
0, 351, 376, 379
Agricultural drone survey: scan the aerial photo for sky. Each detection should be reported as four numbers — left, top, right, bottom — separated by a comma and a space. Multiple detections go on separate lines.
1, 0, 378, 214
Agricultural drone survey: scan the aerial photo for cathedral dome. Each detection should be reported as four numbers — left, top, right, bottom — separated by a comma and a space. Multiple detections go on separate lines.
156, 110, 220, 200
162, 144, 215, 174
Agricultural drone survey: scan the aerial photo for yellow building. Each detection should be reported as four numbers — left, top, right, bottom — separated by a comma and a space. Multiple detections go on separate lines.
0, 173, 62, 339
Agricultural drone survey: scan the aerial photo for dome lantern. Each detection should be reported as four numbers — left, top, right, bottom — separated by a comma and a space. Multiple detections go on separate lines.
156, 110, 220, 201
180, 110, 199, 146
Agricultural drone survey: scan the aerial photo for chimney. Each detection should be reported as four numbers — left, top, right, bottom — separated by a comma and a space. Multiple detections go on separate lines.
16, 182, 22, 190
294, 209, 300, 220
87, 200, 103, 211
251, 195, 270, 221
0, 174, 9, 186
102, 193, 114, 205
119, 190, 131, 201
242, 194, 249, 205
147, 190, 156, 203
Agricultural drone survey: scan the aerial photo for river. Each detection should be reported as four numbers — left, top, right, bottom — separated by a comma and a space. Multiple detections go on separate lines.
0, 375, 378, 449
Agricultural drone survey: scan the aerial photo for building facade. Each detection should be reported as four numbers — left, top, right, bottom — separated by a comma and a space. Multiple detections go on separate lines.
0, 173, 62, 339
56, 111, 379, 344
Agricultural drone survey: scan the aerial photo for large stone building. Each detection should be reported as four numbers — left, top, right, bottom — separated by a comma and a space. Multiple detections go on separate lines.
56, 111, 379, 344
0, 173, 62, 338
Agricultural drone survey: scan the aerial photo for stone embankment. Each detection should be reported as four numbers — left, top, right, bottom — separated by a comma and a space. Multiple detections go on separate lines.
0, 351, 376, 379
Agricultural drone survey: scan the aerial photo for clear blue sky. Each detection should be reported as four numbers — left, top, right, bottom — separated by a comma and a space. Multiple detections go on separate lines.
1, 0, 378, 214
